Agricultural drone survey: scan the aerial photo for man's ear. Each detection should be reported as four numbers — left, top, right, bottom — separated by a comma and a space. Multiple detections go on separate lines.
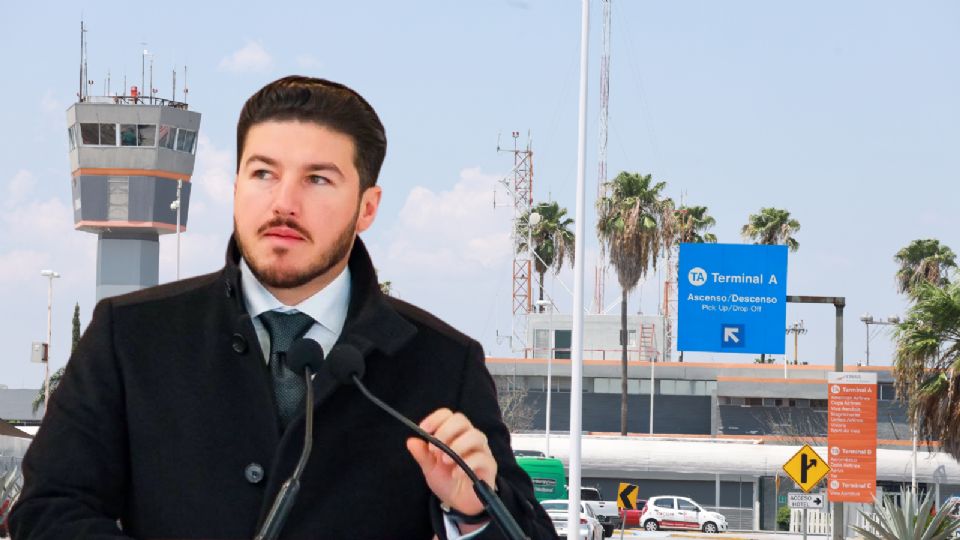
356, 186, 382, 234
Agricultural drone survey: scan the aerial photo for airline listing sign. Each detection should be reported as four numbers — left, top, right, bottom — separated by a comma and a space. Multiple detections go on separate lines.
827, 372, 878, 503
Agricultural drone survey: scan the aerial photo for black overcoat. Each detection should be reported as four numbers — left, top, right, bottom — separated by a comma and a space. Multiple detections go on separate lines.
10, 238, 557, 540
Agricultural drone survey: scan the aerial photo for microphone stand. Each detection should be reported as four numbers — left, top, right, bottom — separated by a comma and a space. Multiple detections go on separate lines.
351, 375, 528, 540
254, 366, 315, 540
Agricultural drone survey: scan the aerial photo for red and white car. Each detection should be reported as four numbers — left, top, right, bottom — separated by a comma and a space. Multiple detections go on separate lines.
639, 495, 727, 533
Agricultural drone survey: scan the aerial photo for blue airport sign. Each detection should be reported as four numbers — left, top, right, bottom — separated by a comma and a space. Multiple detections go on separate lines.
678, 243, 788, 354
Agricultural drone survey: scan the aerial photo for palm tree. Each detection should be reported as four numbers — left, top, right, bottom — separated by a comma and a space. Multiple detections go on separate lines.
675, 205, 718, 244
597, 171, 671, 435
893, 280, 960, 459
894, 239, 957, 297
516, 201, 576, 309
740, 207, 800, 251
741, 208, 799, 364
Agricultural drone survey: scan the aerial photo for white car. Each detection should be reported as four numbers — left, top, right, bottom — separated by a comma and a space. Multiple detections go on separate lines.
540, 499, 604, 540
943, 496, 960, 538
639, 495, 728, 533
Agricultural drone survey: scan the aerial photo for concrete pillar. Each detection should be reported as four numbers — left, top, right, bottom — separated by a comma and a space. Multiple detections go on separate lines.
753, 477, 760, 531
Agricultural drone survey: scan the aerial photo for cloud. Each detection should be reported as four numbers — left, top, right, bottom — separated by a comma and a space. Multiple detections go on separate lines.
195, 135, 234, 207
218, 41, 273, 74
3, 197, 74, 241
295, 54, 323, 71
0, 250, 50, 283
384, 167, 512, 273
6, 169, 37, 207
158, 231, 229, 283
40, 90, 62, 114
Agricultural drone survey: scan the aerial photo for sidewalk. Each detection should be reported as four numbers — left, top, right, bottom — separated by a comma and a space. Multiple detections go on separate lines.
613, 530, 830, 540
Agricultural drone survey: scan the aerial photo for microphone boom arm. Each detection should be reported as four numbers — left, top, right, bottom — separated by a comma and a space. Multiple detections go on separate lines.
254, 365, 315, 540
351, 374, 529, 540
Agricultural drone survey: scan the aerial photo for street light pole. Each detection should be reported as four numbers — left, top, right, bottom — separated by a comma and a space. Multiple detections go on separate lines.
170, 179, 183, 280
536, 299, 554, 456
40, 269, 61, 414
859, 311, 908, 503
785, 320, 807, 377
858, 313, 900, 366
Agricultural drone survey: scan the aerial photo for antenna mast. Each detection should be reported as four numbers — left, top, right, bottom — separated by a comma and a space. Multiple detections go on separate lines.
497, 132, 535, 355
593, 0, 612, 314
149, 54, 154, 104
78, 21, 84, 100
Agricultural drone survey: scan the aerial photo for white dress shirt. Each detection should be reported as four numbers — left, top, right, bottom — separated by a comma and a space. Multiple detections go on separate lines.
240, 259, 349, 363
237, 258, 487, 538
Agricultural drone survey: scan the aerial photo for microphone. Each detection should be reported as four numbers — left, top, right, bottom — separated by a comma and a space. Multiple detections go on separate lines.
254, 338, 324, 540
326, 343, 529, 540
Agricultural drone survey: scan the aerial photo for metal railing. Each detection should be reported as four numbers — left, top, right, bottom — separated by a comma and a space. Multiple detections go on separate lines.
525, 347, 660, 362
80, 95, 189, 109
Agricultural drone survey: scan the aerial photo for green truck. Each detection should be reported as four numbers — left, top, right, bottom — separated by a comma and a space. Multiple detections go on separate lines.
515, 455, 568, 502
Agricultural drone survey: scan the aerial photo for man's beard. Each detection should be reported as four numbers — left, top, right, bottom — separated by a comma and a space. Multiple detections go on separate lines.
235, 211, 358, 290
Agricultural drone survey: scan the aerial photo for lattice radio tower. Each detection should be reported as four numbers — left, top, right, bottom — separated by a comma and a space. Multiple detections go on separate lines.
497, 132, 535, 355
593, 0, 612, 314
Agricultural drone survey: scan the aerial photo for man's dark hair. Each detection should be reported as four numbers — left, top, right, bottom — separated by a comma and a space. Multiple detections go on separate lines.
236, 75, 386, 190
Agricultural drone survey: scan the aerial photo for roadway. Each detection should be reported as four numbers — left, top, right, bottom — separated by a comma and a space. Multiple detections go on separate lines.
611, 531, 827, 540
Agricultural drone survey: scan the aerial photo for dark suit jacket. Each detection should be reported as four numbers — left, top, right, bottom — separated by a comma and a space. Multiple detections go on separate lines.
10, 238, 557, 540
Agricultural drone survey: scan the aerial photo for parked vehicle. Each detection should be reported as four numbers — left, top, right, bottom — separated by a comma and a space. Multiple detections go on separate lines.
541, 499, 604, 540
943, 496, 960, 538
515, 456, 568, 502
580, 487, 622, 537
0, 468, 23, 538
619, 499, 647, 528
639, 495, 728, 533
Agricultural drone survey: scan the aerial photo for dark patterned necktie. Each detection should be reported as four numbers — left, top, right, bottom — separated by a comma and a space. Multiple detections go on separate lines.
259, 311, 316, 431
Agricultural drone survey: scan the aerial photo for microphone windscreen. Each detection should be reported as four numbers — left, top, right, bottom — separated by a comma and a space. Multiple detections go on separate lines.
327, 343, 365, 385
286, 338, 325, 377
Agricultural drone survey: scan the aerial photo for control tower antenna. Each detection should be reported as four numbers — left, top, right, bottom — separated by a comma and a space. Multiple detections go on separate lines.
149, 53, 154, 104
140, 42, 147, 100
78, 21, 91, 101
78, 21, 84, 100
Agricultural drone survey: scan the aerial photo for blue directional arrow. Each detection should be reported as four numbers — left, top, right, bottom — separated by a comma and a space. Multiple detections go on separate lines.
721, 324, 745, 348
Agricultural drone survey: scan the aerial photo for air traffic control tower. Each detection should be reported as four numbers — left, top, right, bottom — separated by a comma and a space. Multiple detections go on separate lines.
67, 89, 201, 301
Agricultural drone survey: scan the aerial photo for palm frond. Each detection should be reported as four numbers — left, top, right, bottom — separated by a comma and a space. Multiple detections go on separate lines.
857, 465, 960, 540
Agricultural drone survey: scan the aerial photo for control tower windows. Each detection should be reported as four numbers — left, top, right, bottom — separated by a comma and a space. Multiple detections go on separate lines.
78, 123, 118, 145
158, 125, 176, 149
100, 124, 117, 145
80, 123, 99, 145
119, 124, 158, 147
138, 125, 157, 146
67, 127, 76, 150
120, 125, 137, 146
175, 128, 197, 154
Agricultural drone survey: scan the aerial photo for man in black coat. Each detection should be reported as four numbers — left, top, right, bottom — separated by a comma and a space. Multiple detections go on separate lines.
10, 76, 557, 539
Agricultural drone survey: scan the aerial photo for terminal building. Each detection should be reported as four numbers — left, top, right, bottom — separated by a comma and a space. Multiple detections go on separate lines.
486, 348, 960, 532
3, 349, 958, 533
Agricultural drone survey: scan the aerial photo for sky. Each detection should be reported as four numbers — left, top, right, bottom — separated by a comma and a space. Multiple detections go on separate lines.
0, 1, 957, 389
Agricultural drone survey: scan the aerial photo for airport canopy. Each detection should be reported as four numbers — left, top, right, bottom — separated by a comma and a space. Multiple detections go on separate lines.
511, 434, 960, 484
